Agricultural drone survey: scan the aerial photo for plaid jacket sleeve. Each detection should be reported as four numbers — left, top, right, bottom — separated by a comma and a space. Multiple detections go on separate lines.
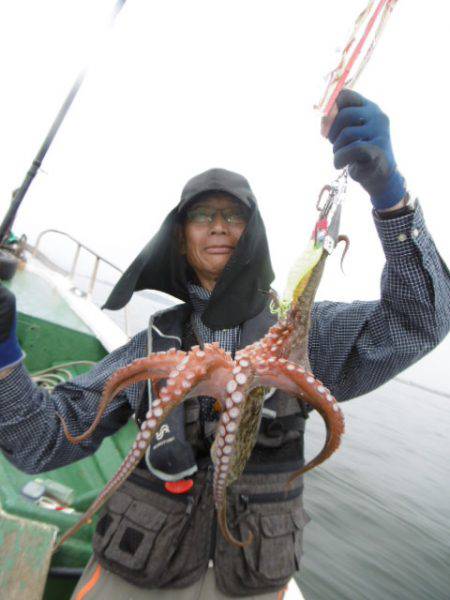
308, 200, 450, 402
0, 330, 147, 474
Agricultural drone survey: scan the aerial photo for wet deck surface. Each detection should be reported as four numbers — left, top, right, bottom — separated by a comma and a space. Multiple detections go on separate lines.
0, 509, 57, 600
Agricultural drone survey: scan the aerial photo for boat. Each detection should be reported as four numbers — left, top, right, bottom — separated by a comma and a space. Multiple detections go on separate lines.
0, 231, 174, 599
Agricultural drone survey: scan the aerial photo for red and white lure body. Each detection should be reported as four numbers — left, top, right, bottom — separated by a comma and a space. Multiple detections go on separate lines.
295, 0, 400, 288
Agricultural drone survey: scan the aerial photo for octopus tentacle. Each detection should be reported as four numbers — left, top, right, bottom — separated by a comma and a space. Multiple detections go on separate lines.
57, 352, 186, 444
217, 491, 253, 548
54, 345, 234, 552
256, 358, 344, 487
54, 391, 181, 551
211, 358, 266, 548
337, 234, 350, 273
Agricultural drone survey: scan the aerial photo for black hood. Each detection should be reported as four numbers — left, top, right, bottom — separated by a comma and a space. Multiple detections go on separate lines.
102, 168, 274, 329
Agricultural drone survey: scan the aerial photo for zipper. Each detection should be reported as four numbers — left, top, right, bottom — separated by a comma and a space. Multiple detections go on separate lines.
175, 495, 195, 543
239, 486, 303, 505
207, 465, 217, 562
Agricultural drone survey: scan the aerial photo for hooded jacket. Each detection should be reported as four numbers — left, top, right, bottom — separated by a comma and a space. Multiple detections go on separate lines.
103, 168, 275, 330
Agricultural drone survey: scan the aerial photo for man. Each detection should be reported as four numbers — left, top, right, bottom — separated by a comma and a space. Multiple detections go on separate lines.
0, 90, 449, 599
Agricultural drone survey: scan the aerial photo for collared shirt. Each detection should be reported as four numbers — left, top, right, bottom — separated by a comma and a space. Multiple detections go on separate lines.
0, 201, 449, 474
188, 283, 240, 354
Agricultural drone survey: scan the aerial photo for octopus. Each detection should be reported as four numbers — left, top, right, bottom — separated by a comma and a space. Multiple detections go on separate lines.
54, 197, 348, 552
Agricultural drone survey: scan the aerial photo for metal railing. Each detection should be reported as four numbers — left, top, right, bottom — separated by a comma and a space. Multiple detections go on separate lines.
31, 228, 129, 335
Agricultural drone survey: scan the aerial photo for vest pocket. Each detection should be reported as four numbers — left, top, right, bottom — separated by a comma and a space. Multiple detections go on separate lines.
103, 500, 167, 570
93, 474, 213, 589
92, 491, 132, 551
258, 511, 302, 579
239, 505, 307, 587
215, 482, 309, 596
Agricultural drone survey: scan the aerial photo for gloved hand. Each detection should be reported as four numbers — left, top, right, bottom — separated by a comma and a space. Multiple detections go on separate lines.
0, 283, 24, 371
326, 89, 406, 210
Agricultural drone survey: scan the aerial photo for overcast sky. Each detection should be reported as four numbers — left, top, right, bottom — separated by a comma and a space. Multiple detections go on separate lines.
1, 0, 448, 306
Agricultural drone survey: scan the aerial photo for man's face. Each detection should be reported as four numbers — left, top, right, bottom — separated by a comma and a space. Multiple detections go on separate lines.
181, 193, 248, 291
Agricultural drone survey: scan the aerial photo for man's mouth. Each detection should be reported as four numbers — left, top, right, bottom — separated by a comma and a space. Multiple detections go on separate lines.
205, 246, 234, 254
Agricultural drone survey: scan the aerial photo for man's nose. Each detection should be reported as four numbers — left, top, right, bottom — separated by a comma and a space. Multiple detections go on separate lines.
210, 212, 229, 232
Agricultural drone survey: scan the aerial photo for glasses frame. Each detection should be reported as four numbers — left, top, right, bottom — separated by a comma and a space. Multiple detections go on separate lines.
184, 205, 249, 226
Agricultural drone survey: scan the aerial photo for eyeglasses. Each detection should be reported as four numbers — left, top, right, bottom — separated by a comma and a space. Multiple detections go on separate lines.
185, 206, 249, 225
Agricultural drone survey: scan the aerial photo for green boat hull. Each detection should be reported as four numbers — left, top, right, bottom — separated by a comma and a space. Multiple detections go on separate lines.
1, 269, 138, 599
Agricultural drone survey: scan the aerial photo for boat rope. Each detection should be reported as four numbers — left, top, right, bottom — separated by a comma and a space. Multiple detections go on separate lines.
31, 360, 96, 390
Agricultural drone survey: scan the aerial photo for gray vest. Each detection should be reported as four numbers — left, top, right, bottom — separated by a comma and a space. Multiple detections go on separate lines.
92, 303, 310, 596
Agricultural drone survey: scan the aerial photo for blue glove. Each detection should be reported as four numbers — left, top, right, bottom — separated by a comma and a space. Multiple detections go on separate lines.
327, 89, 406, 210
0, 283, 24, 370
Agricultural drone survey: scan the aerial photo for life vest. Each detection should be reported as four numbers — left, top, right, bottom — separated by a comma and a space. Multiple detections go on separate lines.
92, 302, 310, 596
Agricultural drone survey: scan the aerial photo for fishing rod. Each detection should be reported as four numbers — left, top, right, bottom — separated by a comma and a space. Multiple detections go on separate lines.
0, 0, 127, 245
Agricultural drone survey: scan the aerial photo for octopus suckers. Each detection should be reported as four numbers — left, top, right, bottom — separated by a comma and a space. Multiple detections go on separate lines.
235, 373, 247, 385
317, 385, 326, 393
332, 403, 340, 412
227, 380, 238, 393
268, 357, 276, 363
326, 394, 334, 402
229, 407, 240, 419
239, 359, 249, 367
153, 407, 163, 417
232, 366, 241, 375
225, 397, 234, 410
306, 376, 315, 384
231, 391, 243, 403
148, 418, 157, 428
286, 364, 295, 371
169, 370, 178, 379
196, 350, 206, 358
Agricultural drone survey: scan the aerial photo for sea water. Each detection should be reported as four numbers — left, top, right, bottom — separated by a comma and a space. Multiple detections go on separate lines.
298, 378, 450, 600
